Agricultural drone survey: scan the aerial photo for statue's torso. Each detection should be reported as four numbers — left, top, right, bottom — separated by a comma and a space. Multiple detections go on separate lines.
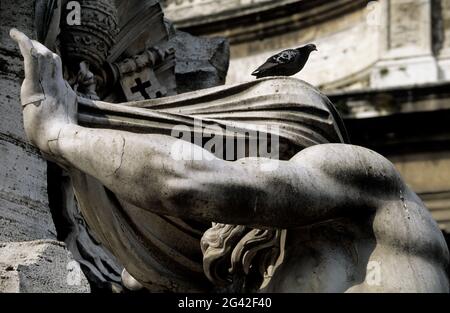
263, 190, 450, 292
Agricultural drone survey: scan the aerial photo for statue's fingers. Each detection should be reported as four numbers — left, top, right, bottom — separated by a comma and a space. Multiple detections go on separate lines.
11, 30, 54, 61
9, 28, 39, 81
51, 52, 65, 83
31, 39, 54, 55
9, 28, 35, 59
27, 39, 65, 82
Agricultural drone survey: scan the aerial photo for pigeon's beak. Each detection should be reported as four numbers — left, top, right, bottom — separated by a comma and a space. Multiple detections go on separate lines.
314, 47, 318, 51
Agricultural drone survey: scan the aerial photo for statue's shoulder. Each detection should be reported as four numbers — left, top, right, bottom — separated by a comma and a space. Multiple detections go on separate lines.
248, 76, 323, 95
291, 144, 404, 192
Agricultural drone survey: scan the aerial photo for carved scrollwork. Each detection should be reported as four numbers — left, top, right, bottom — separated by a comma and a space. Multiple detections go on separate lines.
59, 0, 120, 72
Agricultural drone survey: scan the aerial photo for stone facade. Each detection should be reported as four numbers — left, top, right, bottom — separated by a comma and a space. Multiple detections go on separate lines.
169, 0, 450, 89
438, 0, 450, 79
0, 1, 54, 243
0, 0, 90, 292
371, 0, 439, 88
166, 0, 374, 89
0, 241, 90, 293
162, 0, 301, 26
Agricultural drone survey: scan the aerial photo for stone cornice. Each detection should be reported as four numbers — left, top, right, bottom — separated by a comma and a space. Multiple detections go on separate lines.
329, 81, 450, 119
167, 0, 369, 44
328, 82, 450, 155
164, 0, 302, 26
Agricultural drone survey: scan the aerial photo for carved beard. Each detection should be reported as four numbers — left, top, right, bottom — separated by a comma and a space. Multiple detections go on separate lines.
200, 223, 285, 292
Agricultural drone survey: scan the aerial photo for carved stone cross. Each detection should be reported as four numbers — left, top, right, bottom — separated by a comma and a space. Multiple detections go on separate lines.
120, 68, 167, 101
130, 78, 152, 99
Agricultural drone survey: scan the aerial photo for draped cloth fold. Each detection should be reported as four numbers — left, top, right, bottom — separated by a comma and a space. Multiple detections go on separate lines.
69, 77, 349, 292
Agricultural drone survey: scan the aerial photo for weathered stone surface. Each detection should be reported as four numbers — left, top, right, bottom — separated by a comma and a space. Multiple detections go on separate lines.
0, 240, 90, 293
173, 0, 450, 91
371, 0, 439, 88
167, 30, 230, 93
436, 0, 450, 81
0, 138, 56, 242
225, 2, 379, 89
0, 0, 90, 293
0, 0, 37, 104
0, 0, 57, 243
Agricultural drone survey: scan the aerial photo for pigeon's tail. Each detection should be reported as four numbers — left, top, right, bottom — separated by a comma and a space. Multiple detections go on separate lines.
251, 70, 265, 79
252, 61, 278, 78
251, 69, 260, 77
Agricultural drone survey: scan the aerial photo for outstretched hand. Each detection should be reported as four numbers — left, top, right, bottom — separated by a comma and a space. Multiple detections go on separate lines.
10, 28, 77, 155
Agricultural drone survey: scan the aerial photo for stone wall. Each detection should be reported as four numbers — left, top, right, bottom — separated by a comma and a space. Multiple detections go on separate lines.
438, 0, 450, 79
0, 0, 89, 292
227, 3, 378, 89
0, 1, 54, 243
163, 0, 300, 27
171, 0, 450, 90
371, 0, 438, 88
167, 0, 376, 89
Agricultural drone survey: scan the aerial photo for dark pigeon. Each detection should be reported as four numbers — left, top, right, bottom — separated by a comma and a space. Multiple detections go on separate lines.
251, 44, 318, 79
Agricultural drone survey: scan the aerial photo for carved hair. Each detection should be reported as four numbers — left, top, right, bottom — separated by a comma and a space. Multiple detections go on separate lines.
201, 224, 286, 292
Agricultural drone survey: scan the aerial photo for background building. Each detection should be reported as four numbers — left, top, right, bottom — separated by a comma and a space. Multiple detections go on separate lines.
0, 0, 91, 292
164, 0, 450, 236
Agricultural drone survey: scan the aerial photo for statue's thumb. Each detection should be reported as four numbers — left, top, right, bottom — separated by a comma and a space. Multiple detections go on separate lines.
9, 28, 45, 107
9, 28, 29, 47
9, 28, 37, 63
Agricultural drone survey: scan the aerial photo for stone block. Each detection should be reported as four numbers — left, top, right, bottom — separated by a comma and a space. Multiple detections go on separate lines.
0, 240, 90, 293
371, 56, 439, 88
167, 31, 230, 93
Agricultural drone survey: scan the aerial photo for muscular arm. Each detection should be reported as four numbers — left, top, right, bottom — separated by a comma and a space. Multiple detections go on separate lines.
54, 124, 403, 228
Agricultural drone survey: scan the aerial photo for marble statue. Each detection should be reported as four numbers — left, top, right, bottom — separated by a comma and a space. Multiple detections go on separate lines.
9, 25, 450, 293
